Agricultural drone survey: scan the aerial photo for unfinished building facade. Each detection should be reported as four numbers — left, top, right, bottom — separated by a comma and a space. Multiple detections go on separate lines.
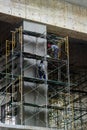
0, 0, 87, 130
0, 19, 86, 130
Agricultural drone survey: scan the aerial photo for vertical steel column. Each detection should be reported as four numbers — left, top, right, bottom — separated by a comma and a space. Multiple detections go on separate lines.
73, 98, 76, 130
58, 41, 61, 81
45, 34, 48, 127
71, 95, 75, 130
6, 40, 8, 122
19, 26, 23, 125
79, 93, 83, 130
64, 96, 68, 130
65, 36, 70, 101
11, 31, 15, 120
65, 36, 71, 129
6, 40, 11, 123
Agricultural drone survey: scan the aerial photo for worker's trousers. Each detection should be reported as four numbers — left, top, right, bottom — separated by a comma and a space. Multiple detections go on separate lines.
54, 48, 58, 58
38, 70, 46, 79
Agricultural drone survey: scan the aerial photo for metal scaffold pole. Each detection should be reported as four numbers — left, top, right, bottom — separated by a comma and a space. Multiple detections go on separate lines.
45, 35, 48, 127
65, 36, 70, 95
66, 36, 71, 129
11, 31, 16, 120
19, 26, 23, 125
6, 40, 9, 122
6, 40, 12, 122
71, 95, 75, 130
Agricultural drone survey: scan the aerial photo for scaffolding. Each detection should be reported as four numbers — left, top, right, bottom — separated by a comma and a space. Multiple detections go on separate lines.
0, 21, 87, 130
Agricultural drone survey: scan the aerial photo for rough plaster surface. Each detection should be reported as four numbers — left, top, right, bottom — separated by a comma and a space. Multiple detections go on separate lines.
23, 21, 47, 127
0, 0, 87, 36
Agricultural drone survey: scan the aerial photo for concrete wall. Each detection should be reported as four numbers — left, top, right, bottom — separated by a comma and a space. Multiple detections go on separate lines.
0, 0, 87, 40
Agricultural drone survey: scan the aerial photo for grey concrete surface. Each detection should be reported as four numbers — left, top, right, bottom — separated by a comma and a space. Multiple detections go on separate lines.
65, 0, 87, 8
23, 21, 48, 127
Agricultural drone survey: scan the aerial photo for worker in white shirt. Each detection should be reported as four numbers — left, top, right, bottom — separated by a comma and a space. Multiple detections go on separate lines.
51, 43, 59, 58
38, 60, 46, 79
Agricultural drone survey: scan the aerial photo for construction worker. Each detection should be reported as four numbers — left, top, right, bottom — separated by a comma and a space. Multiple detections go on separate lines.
51, 43, 59, 58
38, 60, 46, 79
47, 42, 59, 58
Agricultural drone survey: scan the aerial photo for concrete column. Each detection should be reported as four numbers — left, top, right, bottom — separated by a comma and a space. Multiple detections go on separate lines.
23, 21, 47, 127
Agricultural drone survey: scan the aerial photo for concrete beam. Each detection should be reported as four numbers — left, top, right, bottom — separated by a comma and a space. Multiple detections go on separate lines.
0, 0, 87, 40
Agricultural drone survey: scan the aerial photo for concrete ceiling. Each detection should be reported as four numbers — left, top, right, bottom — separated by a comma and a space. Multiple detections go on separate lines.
65, 0, 87, 8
